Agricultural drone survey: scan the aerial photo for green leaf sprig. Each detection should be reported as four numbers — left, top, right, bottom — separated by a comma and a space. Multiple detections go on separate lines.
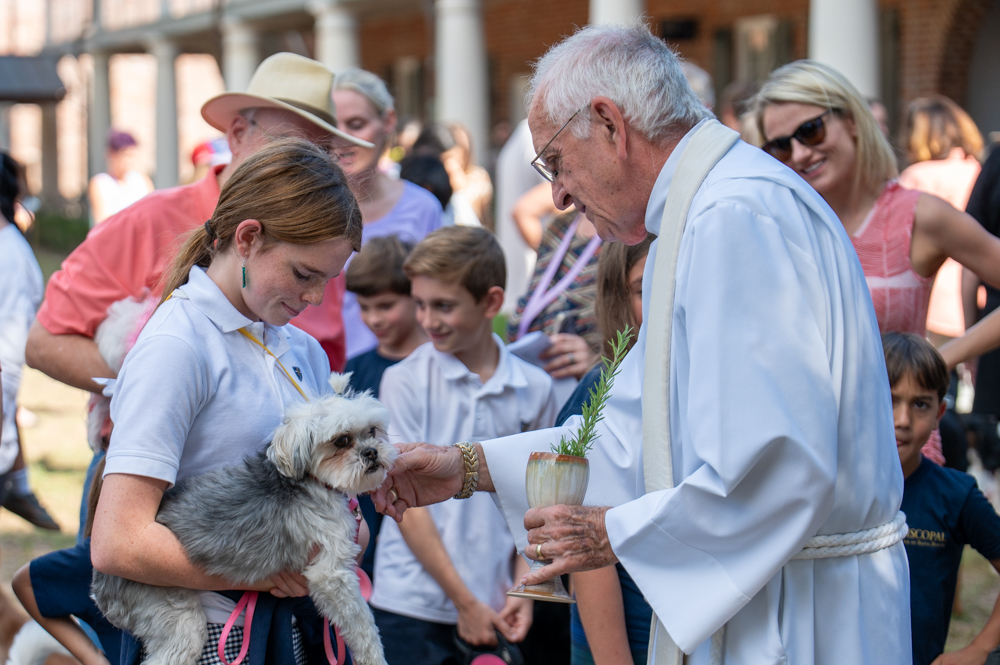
552, 326, 634, 458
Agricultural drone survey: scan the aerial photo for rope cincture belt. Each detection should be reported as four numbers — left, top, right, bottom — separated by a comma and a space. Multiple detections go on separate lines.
791, 511, 908, 560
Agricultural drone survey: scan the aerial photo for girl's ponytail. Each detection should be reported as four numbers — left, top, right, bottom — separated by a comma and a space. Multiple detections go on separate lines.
158, 223, 215, 304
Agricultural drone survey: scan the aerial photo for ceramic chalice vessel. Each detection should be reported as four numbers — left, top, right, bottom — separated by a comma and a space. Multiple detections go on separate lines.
507, 451, 590, 603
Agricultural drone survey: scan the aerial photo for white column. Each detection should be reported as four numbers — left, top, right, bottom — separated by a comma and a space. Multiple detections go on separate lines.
221, 15, 259, 92
809, 0, 880, 98
88, 50, 111, 177
149, 37, 179, 189
310, 0, 359, 73
435, 0, 488, 165
40, 102, 60, 206
589, 0, 643, 25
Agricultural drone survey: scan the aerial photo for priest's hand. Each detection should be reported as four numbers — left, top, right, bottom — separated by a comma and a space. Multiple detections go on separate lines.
373, 443, 495, 521
522, 505, 618, 584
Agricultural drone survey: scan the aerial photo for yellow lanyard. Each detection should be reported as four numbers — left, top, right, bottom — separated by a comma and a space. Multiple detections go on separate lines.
238, 328, 310, 402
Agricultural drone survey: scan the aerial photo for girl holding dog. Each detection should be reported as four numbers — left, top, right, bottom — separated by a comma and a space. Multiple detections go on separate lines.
90, 138, 365, 664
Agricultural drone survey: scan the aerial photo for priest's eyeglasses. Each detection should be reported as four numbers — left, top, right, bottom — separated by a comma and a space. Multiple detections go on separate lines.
761, 110, 832, 163
530, 104, 589, 182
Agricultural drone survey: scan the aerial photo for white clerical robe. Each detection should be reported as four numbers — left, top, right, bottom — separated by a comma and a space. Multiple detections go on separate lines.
481, 122, 911, 665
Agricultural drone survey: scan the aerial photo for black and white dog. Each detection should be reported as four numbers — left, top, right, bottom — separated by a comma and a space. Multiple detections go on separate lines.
92, 373, 395, 665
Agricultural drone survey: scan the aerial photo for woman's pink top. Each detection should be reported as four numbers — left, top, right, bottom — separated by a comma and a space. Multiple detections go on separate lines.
851, 181, 945, 465
851, 181, 931, 336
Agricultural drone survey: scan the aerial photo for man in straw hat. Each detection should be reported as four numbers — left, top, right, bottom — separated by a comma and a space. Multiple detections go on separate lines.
29, 52, 370, 396
374, 24, 909, 665
26, 52, 370, 541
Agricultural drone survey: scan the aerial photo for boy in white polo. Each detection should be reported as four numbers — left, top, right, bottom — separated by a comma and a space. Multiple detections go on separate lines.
370, 227, 557, 664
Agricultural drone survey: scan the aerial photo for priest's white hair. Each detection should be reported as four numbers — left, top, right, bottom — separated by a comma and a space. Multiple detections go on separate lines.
527, 23, 712, 144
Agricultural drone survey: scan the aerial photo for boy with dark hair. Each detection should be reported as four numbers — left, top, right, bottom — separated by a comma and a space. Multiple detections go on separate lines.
344, 235, 427, 581
344, 235, 427, 398
883, 331, 1000, 665
370, 226, 556, 664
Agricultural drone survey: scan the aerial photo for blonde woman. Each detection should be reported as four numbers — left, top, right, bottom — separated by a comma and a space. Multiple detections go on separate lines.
756, 61, 1000, 464
91, 139, 364, 664
756, 61, 1000, 336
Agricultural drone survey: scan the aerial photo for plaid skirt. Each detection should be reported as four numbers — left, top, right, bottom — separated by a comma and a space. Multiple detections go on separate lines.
140, 621, 308, 665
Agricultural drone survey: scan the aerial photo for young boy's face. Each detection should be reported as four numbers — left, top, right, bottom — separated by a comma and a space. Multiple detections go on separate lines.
410, 275, 500, 358
891, 372, 947, 477
357, 292, 418, 350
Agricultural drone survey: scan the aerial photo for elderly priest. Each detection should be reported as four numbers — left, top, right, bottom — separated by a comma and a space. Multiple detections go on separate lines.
374, 24, 910, 665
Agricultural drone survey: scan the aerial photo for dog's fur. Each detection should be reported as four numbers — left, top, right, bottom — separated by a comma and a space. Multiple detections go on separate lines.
88, 294, 156, 453
91, 373, 395, 665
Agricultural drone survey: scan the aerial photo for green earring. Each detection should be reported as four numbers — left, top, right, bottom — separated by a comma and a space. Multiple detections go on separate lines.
241, 256, 247, 288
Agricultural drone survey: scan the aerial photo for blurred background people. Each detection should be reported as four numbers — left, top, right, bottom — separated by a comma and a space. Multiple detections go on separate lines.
331, 68, 443, 360
899, 95, 984, 346
0, 153, 58, 534
413, 123, 493, 228
0, 152, 45, 659
718, 80, 760, 145
87, 130, 153, 226
960, 143, 1000, 474
680, 61, 715, 110
868, 98, 891, 138
389, 117, 423, 164
494, 119, 547, 315
188, 137, 232, 184
399, 155, 452, 213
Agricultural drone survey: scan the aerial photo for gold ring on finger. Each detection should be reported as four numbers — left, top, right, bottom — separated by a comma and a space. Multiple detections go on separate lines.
387, 488, 398, 504
536, 542, 543, 560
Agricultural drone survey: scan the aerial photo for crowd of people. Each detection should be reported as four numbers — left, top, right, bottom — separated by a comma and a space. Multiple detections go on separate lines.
1, 21, 1000, 665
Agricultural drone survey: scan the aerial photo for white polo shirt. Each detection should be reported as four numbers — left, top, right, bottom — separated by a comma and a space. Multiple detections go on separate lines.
0, 224, 43, 475
106, 266, 332, 485
370, 336, 557, 624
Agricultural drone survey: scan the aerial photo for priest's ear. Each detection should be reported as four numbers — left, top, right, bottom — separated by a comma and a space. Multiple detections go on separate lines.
591, 97, 629, 160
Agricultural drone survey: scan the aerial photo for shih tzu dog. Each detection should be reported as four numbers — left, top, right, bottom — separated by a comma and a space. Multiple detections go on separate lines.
91, 373, 395, 665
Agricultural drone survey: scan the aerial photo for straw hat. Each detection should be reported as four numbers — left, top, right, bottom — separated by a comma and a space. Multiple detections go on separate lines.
201, 52, 373, 148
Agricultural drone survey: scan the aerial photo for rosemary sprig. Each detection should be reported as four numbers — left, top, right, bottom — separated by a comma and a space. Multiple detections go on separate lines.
552, 326, 634, 458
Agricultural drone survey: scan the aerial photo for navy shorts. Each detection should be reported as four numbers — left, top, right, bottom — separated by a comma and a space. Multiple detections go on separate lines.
29, 538, 122, 663
372, 607, 462, 665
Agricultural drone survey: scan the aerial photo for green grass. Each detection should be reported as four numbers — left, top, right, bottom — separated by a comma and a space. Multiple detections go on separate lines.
492, 313, 509, 343
31, 213, 89, 254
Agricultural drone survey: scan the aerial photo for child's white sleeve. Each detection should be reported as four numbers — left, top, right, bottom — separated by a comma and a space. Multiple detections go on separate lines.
377, 364, 425, 444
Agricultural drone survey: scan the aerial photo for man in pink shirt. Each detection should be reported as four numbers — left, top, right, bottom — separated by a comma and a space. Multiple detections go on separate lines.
27, 52, 367, 394
25, 53, 370, 539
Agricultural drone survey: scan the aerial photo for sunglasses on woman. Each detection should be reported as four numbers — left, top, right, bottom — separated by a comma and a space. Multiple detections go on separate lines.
762, 110, 832, 162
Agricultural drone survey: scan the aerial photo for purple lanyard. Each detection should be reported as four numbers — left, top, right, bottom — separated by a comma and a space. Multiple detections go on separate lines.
518, 214, 602, 339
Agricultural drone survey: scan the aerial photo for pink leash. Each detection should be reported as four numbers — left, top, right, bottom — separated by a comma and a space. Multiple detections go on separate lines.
218, 591, 258, 665
219, 497, 367, 665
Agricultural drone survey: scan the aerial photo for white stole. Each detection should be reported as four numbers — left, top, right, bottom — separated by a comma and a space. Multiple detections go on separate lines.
641, 120, 740, 664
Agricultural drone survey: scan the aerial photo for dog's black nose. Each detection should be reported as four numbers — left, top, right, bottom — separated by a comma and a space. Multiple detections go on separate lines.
361, 447, 378, 463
